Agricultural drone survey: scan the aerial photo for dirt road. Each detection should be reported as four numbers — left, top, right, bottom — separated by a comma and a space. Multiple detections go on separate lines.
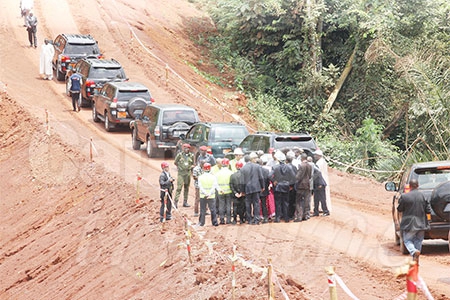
1, 0, 449, 299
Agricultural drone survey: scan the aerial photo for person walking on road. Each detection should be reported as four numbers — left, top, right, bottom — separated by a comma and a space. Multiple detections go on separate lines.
26, 11, 38, 48
174, 143, 195, 208
68, 70, 82, 112
397, 179, 431, 263
40, 39, 54, 80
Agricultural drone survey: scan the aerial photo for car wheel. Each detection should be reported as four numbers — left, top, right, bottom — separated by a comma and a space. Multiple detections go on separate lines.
92, 104, 99, 122
146, 138, 156, 158
56, 64, 65, 81
430, 181, 450, 221
132, 128, 141, 150
104, 113, 112, 132
399, 231, 409, 254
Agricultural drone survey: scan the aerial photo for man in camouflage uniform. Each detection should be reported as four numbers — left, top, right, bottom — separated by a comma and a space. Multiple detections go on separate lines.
174, 143, 195, 208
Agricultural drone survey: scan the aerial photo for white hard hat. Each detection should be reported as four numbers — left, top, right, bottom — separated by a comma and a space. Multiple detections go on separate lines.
274, 151, 286, 162
314, 149, 323, 156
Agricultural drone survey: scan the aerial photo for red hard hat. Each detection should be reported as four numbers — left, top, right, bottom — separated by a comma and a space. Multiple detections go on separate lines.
235, 161, 244, 169
161, 162, 169, 169
203, 163, 211, 171
222, 158, 230, 166
199, 145, 208, 151
183, 143, 191, 148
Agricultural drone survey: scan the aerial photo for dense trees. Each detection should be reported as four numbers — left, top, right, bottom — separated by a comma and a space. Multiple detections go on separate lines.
196, 0, 450, 178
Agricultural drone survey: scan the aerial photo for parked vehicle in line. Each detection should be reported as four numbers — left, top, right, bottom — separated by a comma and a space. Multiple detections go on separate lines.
51, 34, 102, 81
130, 104, 200, 158
385, 160, 450, 254
92, 82, 154, 132
178, 122, 249, 161
238, 131, 317, 156
65, 58, 127, 106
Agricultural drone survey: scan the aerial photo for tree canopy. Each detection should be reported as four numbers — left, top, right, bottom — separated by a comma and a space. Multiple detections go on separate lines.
196, 0, 450, 179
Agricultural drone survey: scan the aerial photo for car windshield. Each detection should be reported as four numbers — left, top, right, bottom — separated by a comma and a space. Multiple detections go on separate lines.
65, 44, 100, 55
117, 91, 151, 102
90, 67, 125, 79
162, 111, 198, 125
414, 168, 450, 189
273, 136, 316, 151
212, 127, 248, 143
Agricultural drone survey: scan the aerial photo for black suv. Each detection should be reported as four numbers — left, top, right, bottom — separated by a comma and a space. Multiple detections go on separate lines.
385, 160, 450, 254
130, 104, 200, 158
52, 34, 102, 81
92, 82, 154, 132
239, 131, 317, 156
178, 122, 249, 160
65, 58, 127, 106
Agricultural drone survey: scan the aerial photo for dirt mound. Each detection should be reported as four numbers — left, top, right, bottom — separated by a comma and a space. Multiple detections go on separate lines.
0, 92, 307, 298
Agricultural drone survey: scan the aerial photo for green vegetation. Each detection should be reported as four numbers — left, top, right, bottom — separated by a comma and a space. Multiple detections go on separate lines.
191, 0, 450, 179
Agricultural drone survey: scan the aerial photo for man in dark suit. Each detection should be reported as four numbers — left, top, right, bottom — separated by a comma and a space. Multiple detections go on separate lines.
397, 179, 431, 263
159, 162, 175, 222
240, 152, 264, 225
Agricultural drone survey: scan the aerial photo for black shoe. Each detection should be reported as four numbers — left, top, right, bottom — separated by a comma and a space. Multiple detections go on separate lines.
213, 223, 219, 227
274, 218, 281, 223
160, 218, 164, 222
323, 213, 330, 216
294, 218, 302, 222
183, 202, 191, 207
262, 218, 268, 224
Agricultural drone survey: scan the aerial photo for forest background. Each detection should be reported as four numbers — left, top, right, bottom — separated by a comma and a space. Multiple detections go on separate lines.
190, 0, 450, 180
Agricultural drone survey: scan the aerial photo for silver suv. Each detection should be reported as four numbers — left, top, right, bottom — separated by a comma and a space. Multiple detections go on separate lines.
385, 160, 450, 253
239, 131, 317, 156
92, 82, 154, 132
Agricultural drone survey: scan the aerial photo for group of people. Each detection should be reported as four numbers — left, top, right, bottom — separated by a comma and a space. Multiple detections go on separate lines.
158, 145, 332, 227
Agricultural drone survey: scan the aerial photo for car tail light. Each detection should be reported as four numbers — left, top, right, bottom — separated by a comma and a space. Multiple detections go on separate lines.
86, 80, 95, 97
110, 98, 118, 108
155, 125, 160, 136
150, 97, 155, 103
404, 184, 411, 193
60, 56, 71, 71
61, 56, 70, 63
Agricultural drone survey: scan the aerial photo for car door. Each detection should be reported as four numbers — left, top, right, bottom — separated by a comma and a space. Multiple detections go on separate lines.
185, 124, 205, 154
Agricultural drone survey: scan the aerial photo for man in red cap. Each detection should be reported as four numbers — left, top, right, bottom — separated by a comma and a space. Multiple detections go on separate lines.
197, 145, 216, 167
174, 143, 195, 208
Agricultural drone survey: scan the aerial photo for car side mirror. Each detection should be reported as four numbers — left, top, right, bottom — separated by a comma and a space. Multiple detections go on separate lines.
385, 182, 397, 192
179, 133, 186, 140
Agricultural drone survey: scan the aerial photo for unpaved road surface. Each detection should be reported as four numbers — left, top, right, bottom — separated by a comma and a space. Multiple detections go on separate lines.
1, 0, 449, 299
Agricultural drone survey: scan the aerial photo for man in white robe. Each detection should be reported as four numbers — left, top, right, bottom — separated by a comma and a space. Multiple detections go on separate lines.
40, 39, 54, 80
